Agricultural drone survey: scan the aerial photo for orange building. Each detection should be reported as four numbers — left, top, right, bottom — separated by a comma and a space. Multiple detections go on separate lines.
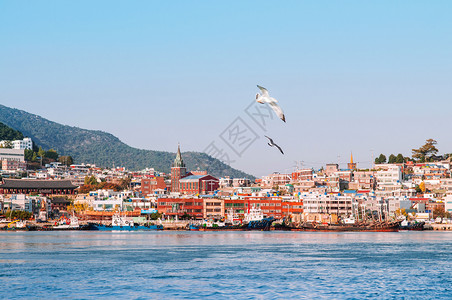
141, 176, 166, 196
157, 198, 204, 219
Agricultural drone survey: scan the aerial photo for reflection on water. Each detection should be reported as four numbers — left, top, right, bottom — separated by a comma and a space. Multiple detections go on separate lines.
1, 231, 451, 299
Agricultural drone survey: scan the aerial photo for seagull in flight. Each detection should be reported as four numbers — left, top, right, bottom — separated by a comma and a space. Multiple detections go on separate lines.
265, 135, 284, 155
256, 85, 286, 122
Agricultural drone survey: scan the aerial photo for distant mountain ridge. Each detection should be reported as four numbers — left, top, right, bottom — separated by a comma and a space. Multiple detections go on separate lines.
0, 104, 254, 179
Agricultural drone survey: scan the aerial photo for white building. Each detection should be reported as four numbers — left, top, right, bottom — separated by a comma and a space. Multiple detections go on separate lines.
0, 137, 33, 150
444, 195, 452, 215
375, 165, 402, 191
302, 193, 354, 216
12, 138, 33, 150
0, 148, 25, 162
92, 198, 123, 211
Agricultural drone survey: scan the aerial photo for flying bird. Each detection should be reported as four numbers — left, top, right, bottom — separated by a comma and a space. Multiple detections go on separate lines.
256, 85, 286, 122
265, 135, 284, 155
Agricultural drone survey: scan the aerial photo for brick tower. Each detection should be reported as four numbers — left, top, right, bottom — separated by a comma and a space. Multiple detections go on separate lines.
171, 144, 187, 193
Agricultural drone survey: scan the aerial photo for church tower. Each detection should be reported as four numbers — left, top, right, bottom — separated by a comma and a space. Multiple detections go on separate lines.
171, 144, 187, 192
348, 152, 357, 170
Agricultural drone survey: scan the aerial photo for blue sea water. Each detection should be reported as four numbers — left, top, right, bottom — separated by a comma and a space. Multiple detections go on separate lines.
0, 231, 451, 299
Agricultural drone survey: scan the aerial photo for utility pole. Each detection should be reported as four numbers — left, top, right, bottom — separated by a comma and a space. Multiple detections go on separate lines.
371, 149, 374, 169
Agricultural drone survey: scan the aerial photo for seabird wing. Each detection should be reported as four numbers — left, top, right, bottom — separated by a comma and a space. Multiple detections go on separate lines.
269, 101, 286, 122
264, 135, 274, 144
257, 85, 269, 97
275, 144, 284, 155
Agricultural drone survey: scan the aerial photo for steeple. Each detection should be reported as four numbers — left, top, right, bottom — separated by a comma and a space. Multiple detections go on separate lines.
173, 143, 186, 168
348, 151, 357, 170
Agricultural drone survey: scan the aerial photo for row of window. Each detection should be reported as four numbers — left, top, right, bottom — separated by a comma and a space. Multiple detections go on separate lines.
181, 182, 199, 190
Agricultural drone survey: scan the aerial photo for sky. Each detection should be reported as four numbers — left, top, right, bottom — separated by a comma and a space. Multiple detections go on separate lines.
1, 1, 452, 177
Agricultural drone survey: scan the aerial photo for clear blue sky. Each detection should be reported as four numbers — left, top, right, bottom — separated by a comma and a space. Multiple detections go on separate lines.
1, 1, 451, 176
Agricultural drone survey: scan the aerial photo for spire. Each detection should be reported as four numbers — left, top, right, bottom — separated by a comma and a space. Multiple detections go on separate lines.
173, 143, 185, 168
350, 152, 354, 164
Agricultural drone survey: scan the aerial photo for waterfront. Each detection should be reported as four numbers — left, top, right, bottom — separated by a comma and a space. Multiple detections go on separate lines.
1, 232, 451, 299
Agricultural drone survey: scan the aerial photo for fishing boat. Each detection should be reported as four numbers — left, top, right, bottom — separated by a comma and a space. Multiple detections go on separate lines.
298, 220, 401, 232
242, 205, 274, 231
89, 213, 163, 231
53, 214, 80, 230
399, 220, 426, 231
198, 206, 273, 231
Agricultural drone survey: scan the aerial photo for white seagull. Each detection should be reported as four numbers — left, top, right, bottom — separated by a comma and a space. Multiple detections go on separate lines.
265, 135, 284, 155
256, 85, 286, 122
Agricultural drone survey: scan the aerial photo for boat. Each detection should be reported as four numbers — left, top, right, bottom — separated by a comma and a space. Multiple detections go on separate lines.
242, 205, 274, 231
188, 224, 200, 231
277, 219, 401, 232
198, 206, 274, 231
399, 220, 426, 231
89, 213, 163, 231
53, 214, 80, 230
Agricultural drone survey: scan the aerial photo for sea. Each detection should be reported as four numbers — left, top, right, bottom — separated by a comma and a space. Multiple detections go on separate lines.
0, 231, 451, 299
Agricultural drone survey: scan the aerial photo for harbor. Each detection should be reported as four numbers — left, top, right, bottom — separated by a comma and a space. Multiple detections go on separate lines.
1, 230, 451, 299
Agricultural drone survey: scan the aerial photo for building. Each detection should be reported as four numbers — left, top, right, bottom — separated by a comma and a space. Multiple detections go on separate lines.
141, 176, 166, 196
262, 173, 291, 187
444, 195, 452, 215
203, 198, 224, 219
0, 179, 78, 195
12, 138, 33, 150
350, 171, 375, 190
171, 145, 187, 193
2, 159, 27, 171
157, 198, 204, 219
179, 174, 219, 194
348, 152, 357, 170
0, 148, 25, 162
302, 193, 354, 217
375, 165, 402, 191
325, 164, 339, 177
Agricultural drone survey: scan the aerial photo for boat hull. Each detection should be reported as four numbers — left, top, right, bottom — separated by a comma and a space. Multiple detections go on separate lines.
89, 224, 163, 231
277, 221, 401, 232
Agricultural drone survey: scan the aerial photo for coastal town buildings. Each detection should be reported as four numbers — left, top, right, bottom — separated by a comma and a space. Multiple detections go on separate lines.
1, 141, 452, 224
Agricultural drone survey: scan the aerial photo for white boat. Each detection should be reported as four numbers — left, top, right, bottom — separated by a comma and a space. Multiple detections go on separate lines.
226, 209, 242, 225
111, 214, 134, 227
243, 205, 264, 223
54, 215, 80, 229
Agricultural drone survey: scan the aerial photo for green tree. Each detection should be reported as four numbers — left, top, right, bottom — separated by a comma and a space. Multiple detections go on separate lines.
24, 149, 34, 161
375, 154, 387, 164
395, 153, 405, 163
58, 156, 73, 166
84, 175, 98, 186
37, 147, 45, 159
412, 139, 438, 162
31, 152, 38, 162
0, 122, 24, 141
388, 154, 396, 164
45, 149, 59, 160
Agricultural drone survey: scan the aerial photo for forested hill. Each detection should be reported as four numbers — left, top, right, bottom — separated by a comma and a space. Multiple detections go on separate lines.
0, 105, 254, 179
0, 121, 24, 141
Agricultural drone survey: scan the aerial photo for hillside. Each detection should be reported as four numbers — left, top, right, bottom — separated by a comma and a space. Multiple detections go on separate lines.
0, 121, 24, 141
0, 105, 254, 179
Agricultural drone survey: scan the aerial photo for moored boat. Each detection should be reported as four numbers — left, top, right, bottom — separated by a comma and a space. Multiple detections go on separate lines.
286, 220, 401, 232
89, 214, 163, 231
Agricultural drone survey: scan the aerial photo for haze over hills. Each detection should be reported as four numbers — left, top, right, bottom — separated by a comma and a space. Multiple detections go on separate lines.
0, 104, 254, 179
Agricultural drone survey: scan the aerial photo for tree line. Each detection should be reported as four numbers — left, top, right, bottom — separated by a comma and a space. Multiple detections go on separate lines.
375, 139, 447, 164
